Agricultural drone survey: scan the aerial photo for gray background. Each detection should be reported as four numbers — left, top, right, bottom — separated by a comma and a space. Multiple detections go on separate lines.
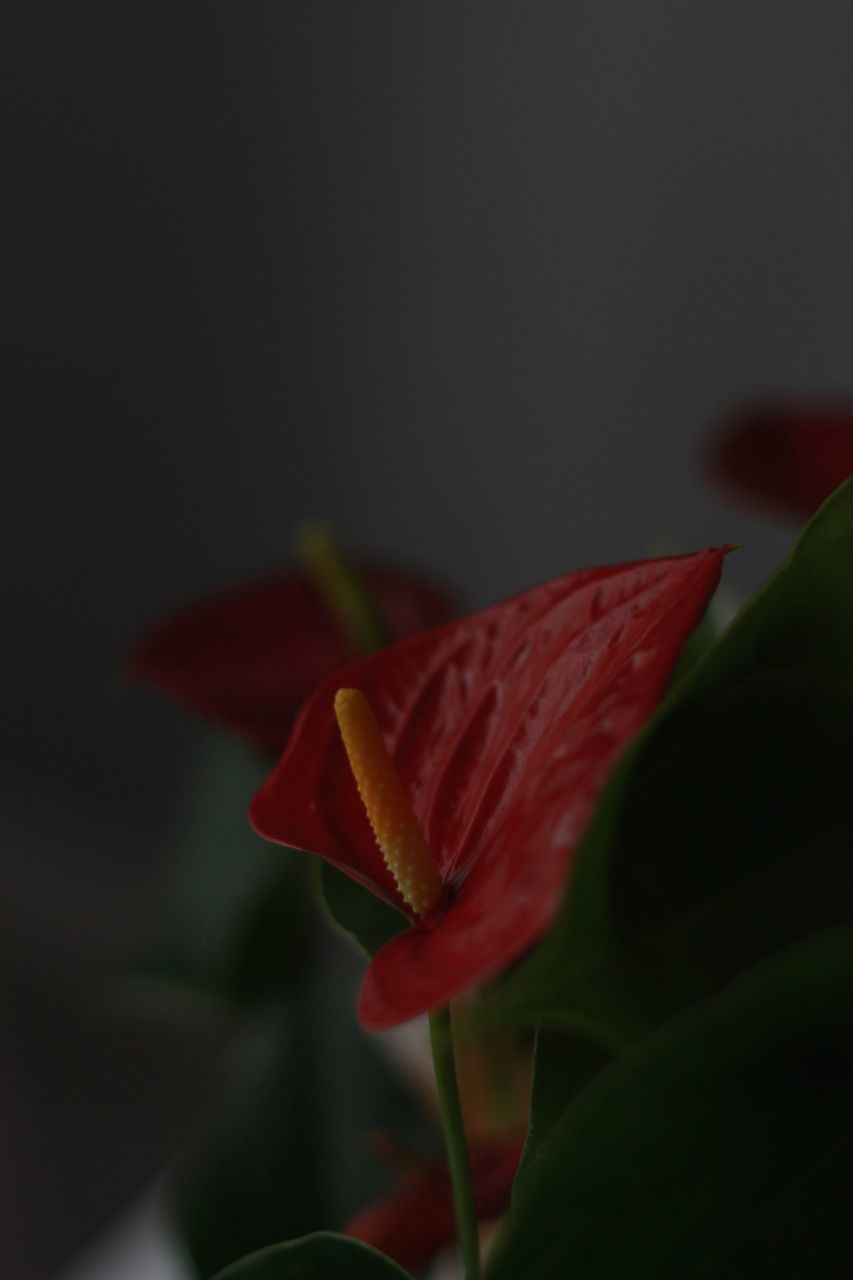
5, 3, 853, 1276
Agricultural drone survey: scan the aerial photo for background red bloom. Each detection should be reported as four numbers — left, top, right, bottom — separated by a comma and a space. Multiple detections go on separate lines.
251, 549, 726, 1028
707, 401, 853, 521
131, 564, 456, 749
345, 1136, 523, 1273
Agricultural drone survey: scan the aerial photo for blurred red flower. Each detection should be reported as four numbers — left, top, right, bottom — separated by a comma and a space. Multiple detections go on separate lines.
708, 401, 853, 521
344, 1135, 523, 1273
131, 563, 455, 750
251, 549, 726, 1028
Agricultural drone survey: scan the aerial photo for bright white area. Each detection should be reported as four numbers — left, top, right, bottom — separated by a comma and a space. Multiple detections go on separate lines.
60, 1192, 188, 1280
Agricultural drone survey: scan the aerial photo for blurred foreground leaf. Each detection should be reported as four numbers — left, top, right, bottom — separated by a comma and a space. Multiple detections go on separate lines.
513, 1027, 611, 1194
212, 1232, 412, 1279
129, 713, 430, 1277
175, 926, 435, 1278
492, 926, 853, 1278
141, 734, 311, 1007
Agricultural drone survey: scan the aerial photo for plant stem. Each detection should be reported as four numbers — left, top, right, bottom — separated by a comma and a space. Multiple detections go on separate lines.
295, 523, 387, 653
429, 1007, 481, 1280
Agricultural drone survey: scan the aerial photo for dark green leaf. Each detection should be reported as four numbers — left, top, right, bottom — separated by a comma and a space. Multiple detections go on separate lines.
496, 676, 853, 1039
491, 926, 853, 1279
317, 863, 407, 958
211, 1232, 412, 1279
793, 475, 853, 556
668, 582, 736, 689
513, 1028, 611, 1195
176, 926, 435, 1278
136, 734, 313, 1007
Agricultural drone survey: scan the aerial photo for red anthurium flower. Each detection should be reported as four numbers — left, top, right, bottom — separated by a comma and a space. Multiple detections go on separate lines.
131, 562, 456, 750
708, 400, 853, 521
251, 549, 726, 1028
344, 1135, 523, 1273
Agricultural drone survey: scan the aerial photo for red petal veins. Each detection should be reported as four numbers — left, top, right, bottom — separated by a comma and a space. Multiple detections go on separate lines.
251, 548, 726, 1024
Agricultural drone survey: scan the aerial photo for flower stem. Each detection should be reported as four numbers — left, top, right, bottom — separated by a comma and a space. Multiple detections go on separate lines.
295, 523, 387, 653
429, 1007, 481, 1280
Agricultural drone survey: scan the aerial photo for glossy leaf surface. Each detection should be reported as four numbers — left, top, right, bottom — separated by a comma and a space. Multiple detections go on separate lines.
132, 564, 456, 749
490, 927, 853, 1279
345, 1136, 523, 1273
708, 400, 853, 521
252, 550, 725, 1027
212, 1233, 411, 1280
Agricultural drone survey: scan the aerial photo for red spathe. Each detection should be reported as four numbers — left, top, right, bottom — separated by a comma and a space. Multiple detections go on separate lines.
344, 1136, 523, 1273
131, 563, 456, 748
251, 549, 726, 1028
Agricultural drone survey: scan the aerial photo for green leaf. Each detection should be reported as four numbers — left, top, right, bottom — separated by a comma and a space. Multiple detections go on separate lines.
496, 675, 853, 1040
490, 926, 853, 1279
477, 481, 853, 1038
317, 863, 407, 958
135, 733, 313, 1007
792, 475, 853, 557
211, 1232, 412, 1279
668, 581, 737, 690
176, 926, 435, 1278
513, 1027, 611, 1195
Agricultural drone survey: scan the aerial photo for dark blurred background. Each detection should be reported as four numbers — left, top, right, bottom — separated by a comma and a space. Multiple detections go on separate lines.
5, 3, 853, 1277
